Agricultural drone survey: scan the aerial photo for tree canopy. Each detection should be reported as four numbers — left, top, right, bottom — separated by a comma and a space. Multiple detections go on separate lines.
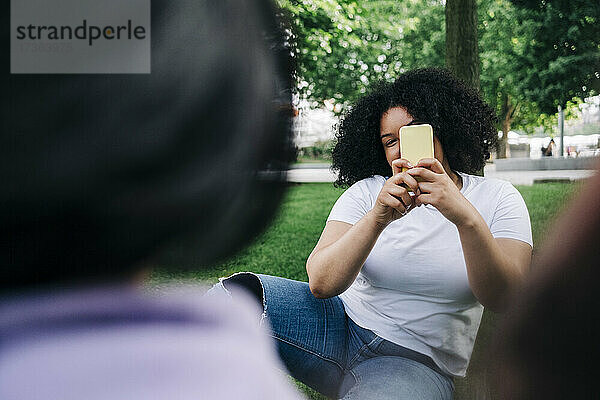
508, 0, 600, 114
277, 0, 599, 144
278, 0, 445, 110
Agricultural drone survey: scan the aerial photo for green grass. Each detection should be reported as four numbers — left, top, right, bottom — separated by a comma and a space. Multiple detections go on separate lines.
154, 183, 346, 285
294, 157, 332, 164
153, 181, 580, 399
516, 182, 581, 246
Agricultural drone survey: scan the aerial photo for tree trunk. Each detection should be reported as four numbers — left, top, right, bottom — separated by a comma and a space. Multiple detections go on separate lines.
497, 93, 516, 159
445, 0, 480, 90
498, 120, 511, 159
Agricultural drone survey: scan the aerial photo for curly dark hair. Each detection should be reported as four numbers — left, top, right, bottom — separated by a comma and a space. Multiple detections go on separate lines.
331, 68, 498, 187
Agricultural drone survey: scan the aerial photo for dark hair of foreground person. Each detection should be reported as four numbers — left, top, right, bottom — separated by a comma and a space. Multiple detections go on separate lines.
0, 0, 295, 290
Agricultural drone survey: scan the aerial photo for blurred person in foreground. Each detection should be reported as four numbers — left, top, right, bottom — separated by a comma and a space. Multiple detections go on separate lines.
494, 161, 600, 399
0, 0, 302, 399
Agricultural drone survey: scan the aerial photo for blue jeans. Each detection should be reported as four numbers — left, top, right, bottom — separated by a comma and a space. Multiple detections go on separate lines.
213, 273, 454, 399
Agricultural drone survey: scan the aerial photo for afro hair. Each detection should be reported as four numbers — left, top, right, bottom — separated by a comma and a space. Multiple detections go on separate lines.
331, 68, 498, 187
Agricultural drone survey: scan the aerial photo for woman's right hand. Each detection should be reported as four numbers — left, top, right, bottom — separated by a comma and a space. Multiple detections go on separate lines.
370, 159, 420, 227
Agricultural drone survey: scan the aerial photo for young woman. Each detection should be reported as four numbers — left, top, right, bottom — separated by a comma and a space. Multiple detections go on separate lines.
213, 68, 532, 399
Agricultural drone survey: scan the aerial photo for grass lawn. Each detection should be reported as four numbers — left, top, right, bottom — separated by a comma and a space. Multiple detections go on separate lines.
293, 157, 332, 164
154, 181, 580, 399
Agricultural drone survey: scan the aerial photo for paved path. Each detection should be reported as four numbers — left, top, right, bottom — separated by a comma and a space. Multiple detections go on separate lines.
287, 163, 596, 185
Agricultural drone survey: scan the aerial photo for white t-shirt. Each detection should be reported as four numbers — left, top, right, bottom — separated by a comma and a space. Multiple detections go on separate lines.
327, 172, 532, 377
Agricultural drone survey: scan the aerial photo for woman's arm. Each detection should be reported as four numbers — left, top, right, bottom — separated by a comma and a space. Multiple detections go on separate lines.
459, 223, 531, 312
306, 216, 383, 298
307, 161, 420, 298
408, 159, 532, 312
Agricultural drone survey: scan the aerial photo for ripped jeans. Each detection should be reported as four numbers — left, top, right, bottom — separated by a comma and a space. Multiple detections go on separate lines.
208, 273, 454, 400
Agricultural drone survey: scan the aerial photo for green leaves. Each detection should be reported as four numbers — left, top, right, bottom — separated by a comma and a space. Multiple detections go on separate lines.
277, 0, 598, 133
507, 0, 600, 113
277, 0, 445, 112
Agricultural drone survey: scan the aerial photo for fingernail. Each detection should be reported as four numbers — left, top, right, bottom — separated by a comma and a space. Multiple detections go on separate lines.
407, 162, 413, 168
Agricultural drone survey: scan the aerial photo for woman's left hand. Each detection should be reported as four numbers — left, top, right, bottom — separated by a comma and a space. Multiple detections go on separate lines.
406, 158, 475, 227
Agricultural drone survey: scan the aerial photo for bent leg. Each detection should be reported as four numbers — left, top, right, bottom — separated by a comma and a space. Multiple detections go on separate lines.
218, 273, 349, 398
339, 356, 454, 400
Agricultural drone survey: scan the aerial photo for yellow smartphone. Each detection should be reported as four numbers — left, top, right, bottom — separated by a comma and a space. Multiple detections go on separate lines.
398, 123, 434, 175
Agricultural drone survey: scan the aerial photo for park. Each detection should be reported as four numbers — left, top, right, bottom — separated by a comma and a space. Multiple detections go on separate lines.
158, 0, 598, 398
154, 1, 597, 398
3, 0, 599, 399
153, 181, 578, 399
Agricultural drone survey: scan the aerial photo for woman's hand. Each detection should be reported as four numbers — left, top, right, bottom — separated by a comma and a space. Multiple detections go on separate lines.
407, 158, 532, 311
407, 158, 475, 227
371, 159, 420, 227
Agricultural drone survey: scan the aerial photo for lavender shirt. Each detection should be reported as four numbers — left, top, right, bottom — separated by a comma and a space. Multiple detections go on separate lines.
0, 285, 302, 400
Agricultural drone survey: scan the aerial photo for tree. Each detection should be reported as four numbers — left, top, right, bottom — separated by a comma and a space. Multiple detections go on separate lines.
445, 0, 480, 89
479, 0, 599, 158
479, 0, 536, 158
509, 0, 600, 114
277, 0, 445, 111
